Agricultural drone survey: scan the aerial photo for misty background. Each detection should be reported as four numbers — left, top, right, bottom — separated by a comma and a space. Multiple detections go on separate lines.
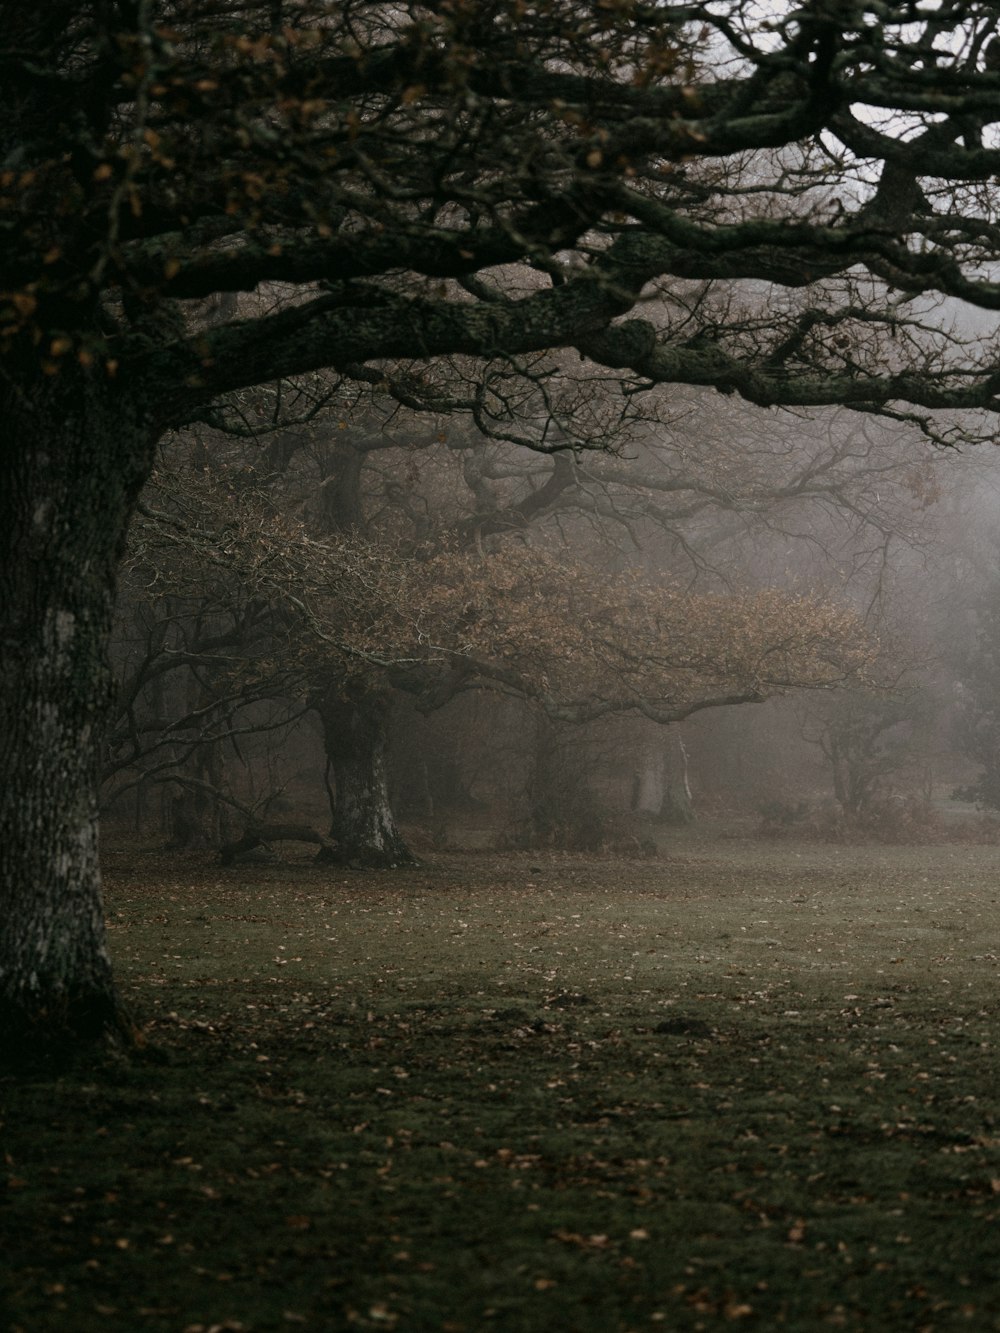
102, 329, 1000, 861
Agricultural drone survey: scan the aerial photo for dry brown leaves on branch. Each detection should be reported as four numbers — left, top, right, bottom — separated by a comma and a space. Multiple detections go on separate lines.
132, 468, 874, 719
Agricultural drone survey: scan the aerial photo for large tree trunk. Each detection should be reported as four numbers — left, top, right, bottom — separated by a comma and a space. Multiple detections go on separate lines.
314, 683, 416, 867
0, 376, 154, 1057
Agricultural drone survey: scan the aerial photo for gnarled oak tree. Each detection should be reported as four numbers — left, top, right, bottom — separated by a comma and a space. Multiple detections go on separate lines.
5, 0, 1000, 1051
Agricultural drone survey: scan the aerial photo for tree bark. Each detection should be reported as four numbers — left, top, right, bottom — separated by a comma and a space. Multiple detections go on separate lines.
313, 682, 416, 867
662, 737, 695, 825
632, 744, 665, 816
0, 374, 153, 1057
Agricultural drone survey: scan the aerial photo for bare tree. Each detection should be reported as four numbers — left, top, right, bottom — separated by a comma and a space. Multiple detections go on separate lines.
126, 455, 873, 856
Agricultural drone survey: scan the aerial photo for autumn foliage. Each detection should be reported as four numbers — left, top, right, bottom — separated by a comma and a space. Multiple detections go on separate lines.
133, 466, 874, 725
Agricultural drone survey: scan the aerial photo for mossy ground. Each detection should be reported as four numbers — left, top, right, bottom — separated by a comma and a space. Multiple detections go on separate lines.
3, 829, 1000, 1331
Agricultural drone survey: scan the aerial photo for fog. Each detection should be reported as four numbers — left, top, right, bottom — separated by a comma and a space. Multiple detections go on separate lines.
103, 380, 1000, 863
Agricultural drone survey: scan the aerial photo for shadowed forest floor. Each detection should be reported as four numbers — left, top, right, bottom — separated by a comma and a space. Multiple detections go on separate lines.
3, 828, 1000, 1331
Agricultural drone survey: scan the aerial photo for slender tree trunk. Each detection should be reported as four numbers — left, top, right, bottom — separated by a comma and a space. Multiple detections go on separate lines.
0, 376, 154, 1057
632, 743, 665, 816
313, 682, 416, 867
662, 736, 695, 825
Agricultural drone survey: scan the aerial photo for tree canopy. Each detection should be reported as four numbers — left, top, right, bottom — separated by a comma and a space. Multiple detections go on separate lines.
6, 1, 1000, 435
133, 461, 872, 718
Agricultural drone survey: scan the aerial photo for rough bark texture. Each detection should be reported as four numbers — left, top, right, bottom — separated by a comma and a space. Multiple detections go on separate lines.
315, 684, 416, 868
0, 376, 152, 1056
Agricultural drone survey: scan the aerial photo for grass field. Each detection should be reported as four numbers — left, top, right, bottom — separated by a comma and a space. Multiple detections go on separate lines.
3, 828, 1000, 1331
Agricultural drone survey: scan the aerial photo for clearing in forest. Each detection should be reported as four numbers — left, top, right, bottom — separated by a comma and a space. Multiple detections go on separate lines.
3, 830, 999, 1331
